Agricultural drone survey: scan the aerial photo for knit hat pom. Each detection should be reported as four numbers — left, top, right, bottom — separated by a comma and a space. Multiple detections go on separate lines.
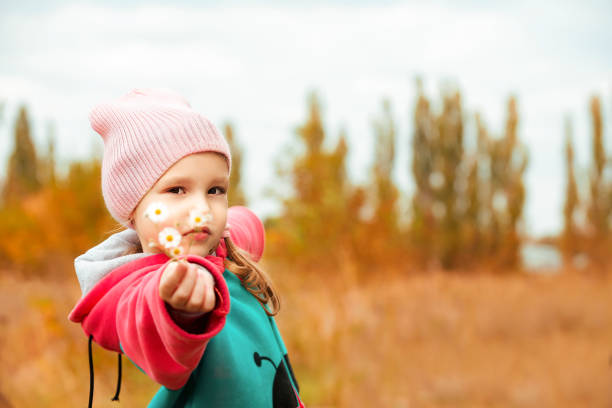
89, 89, 191, 139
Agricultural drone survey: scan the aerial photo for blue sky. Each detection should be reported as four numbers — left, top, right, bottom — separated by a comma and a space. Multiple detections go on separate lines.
0, 0, 610, 237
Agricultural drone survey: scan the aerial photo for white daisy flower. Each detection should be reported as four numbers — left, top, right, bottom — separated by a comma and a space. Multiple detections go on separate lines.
169, 246, 184, 257
189, 209, 212, 229
158, 227, 181, 249
145, 202, 168, 223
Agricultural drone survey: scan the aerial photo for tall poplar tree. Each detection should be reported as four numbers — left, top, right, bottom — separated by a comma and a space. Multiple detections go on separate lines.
562, 117, 579, 265
224, 123, 246, 207
41, 122, 57, 188
372, 99, 399, 239
410, 84, 466, 268
274, 92, 361, 262
410, 81, 436, 265
585, 96, 610, 268
3, 106, 40, 202
478, 97, 528, 268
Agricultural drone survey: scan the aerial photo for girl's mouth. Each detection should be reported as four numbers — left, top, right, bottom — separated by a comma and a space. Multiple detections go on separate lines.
191, 232, 209, 240
185, 227, 210, 240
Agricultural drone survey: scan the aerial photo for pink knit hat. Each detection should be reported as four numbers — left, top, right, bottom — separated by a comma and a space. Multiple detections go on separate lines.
90, 88, 231, 226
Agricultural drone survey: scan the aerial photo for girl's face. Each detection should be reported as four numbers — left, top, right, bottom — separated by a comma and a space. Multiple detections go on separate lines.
132, 152, 229, 258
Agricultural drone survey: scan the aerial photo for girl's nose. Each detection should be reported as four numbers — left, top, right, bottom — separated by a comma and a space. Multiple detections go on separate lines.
189, 194, 211, 213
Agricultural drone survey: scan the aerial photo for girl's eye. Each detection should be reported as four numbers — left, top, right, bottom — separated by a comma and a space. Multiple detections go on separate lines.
209, 186, 226, 195
167, 186, 185, 194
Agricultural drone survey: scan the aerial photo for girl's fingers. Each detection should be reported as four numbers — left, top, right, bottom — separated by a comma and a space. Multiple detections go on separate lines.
186, 268, 216, 313
201, 270, 216, 312
170, 263, 197, 308
160, 262, 217, 313
203, 283, 215, 312
159, 260, 188, 301
185, 270, 207, 313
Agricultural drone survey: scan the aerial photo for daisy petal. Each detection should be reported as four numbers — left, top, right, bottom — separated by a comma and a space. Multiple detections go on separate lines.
146, 202, 169, 223
158, 227, 181, 249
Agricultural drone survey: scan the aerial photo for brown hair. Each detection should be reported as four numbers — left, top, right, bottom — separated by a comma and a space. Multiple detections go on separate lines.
223, 237, 280, 316
120, 231, 280, 316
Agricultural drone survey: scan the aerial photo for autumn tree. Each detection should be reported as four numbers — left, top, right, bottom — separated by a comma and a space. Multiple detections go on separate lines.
40, 122, 57, 188
224, 122, 246, 207
410, 83, 466, 268
2, 106, 41, 203
270, 92, 362, 264
476, 97, 528, 269
561, 117, 580, 266
369, 99, 400, 252
0, 154, 117, 273
493, 97, 527, 267
0, 107, 116, 272
459, 152, 483, 261
585, 96, 610, 268
410, 82, 437, 265
411, 83, 528, 270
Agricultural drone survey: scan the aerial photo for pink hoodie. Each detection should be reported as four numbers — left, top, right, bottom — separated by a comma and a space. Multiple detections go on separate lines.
69, 206, 265, 390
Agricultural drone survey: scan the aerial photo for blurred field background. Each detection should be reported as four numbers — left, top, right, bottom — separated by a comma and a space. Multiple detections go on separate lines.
1, 1, 612, 407
1, 89, 611, 407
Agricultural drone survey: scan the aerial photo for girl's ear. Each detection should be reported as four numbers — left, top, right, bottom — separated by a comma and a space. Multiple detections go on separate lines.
127, 209, 138, 228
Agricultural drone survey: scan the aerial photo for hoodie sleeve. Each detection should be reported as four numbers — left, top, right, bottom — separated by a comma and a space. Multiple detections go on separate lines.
69, 254, 230, 390
74, 228, 146, 296
227, 206, 265, 262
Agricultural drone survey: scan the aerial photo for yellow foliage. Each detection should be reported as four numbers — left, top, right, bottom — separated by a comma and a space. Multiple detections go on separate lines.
0, 159, 116, 275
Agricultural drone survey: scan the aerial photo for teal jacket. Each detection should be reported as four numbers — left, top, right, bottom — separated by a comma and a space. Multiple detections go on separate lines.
149, 269, 302, 407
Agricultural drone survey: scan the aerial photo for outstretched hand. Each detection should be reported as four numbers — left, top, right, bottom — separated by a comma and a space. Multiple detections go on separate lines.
159, 260, 216, 314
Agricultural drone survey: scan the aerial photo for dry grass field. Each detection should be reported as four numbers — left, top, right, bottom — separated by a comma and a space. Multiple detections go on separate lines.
0, 264, 611, 407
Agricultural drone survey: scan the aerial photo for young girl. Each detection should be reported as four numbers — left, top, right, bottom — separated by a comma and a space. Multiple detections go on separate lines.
68, 88, 303, 407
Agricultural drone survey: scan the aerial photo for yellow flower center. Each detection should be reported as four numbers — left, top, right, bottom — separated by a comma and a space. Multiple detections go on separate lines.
195, 217, 201, 223
155, 209, 161, 215
166, 235, 173, 242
